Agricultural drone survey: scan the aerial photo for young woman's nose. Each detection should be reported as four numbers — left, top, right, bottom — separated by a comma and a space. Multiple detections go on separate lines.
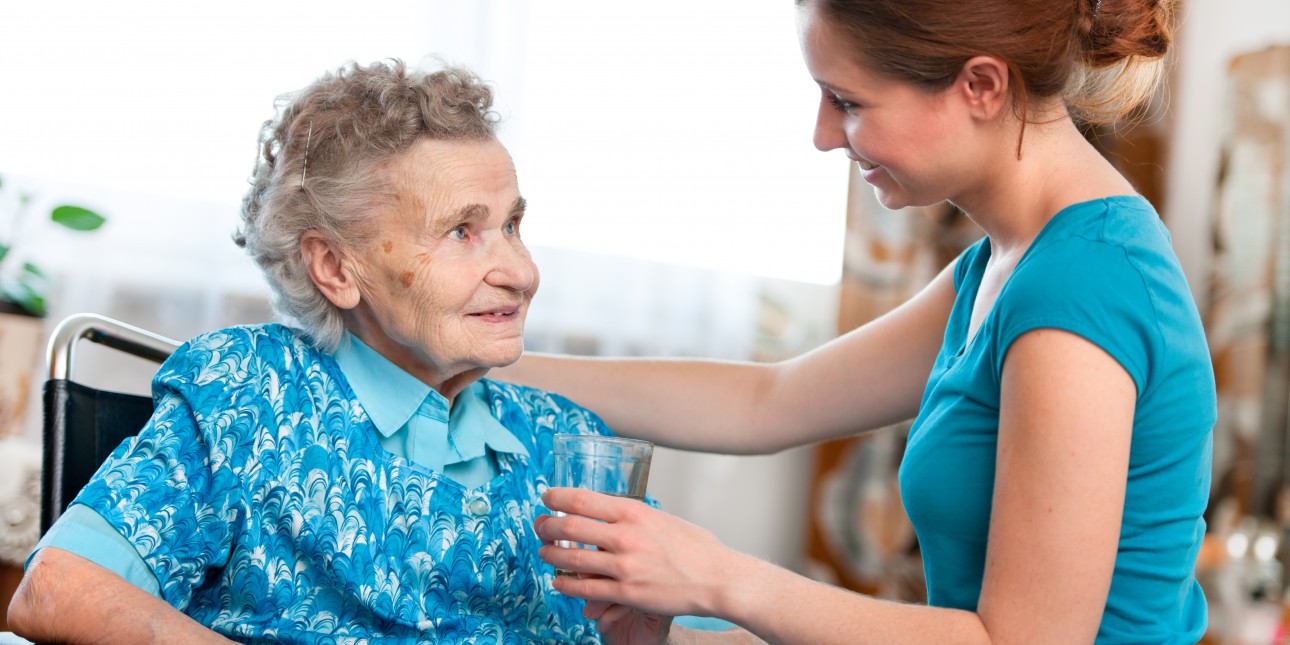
812, 96, 848, 152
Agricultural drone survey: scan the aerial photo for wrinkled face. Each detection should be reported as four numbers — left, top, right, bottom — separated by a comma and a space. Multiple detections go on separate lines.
798, 2, 972, 211
348, 138, 538, 387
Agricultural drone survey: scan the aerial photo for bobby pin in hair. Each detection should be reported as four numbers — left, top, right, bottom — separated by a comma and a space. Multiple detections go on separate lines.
301, 121, 314, 188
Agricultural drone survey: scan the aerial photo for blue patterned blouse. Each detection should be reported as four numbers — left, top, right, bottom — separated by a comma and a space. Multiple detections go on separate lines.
72, 324, 606, 644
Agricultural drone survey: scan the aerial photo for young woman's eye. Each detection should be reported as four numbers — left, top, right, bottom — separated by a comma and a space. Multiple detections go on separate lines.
449, 225, 468, 241
827, 94, 858, 113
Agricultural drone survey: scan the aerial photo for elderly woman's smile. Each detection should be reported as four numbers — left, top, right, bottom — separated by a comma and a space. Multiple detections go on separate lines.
310, 137, 540, 394
466, 303, 522, 320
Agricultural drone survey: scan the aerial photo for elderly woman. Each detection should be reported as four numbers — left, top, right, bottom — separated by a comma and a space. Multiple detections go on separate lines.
8, 60, 615, 644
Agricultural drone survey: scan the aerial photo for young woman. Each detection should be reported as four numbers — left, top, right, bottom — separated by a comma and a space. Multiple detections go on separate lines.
496, 0, 1213, 642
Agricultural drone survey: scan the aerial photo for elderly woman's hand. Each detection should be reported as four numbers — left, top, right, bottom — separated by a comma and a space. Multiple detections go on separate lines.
536, 488, 744, 621
580, 600, 673, 645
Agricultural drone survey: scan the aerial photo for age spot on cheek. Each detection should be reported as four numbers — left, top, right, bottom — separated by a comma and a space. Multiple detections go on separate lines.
382, 241, 394, 254
399, 271, 414, 288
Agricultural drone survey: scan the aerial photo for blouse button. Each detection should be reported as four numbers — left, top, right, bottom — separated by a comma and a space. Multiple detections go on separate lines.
468, 497, 491, 516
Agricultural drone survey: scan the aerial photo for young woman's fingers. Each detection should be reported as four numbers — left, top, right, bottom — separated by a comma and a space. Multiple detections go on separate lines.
540, 544, 618, 579
536, 512, 622, 550
542, 487, 645, 523
552, 569, 631, 604
534, 513, 551, 541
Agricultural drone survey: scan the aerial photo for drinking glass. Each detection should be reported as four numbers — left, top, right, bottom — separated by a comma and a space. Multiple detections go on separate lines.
551, 433, 654, 577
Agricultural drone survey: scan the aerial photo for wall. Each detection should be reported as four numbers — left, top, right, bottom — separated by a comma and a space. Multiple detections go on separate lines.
1166, 0, 1290, 310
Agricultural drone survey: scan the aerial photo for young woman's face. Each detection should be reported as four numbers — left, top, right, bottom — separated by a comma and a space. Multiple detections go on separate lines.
797, 3, 976, 211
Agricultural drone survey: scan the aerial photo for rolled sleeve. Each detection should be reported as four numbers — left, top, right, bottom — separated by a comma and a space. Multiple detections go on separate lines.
28, 503, 162, 598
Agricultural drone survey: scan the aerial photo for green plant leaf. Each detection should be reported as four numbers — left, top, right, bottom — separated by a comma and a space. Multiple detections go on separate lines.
51, 205, 106, 231
21, 262, 46, 278
18, 262, 50, 291
15, 265, 48, 315
0, 243, 8, 264
1, 280, 46, 317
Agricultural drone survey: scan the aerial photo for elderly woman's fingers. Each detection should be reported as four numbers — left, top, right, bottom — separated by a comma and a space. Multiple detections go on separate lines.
595, 604, 674, 645
582, 599, 613, 620
595, 603, 636, 631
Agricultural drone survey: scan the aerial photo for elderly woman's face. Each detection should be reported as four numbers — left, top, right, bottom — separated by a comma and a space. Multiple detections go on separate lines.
347, 138, 538, 387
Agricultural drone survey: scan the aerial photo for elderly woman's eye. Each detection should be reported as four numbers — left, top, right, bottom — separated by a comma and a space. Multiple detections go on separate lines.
449, 225, 468, 240
504, 219, 518, 236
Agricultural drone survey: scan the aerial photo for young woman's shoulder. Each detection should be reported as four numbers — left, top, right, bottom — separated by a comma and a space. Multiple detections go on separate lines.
997, 196, 1206, 393
1021, 195, 1182, 297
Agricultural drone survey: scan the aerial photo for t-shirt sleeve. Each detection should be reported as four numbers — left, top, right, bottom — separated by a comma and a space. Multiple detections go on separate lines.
69, 339, 247, 610
992, 238, 1157, 395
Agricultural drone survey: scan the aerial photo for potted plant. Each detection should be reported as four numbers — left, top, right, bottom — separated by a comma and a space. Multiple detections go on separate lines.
0, 173, 106, 440
0, 174, 106, 318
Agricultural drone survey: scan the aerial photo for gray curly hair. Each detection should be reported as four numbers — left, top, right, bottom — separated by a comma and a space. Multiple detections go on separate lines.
236, 58, 500, 351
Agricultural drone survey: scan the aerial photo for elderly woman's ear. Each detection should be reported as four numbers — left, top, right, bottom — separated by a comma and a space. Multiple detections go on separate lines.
302, 231, 361, 310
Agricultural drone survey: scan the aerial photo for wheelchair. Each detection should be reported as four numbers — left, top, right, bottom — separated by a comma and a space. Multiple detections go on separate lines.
39, 313, 179, 533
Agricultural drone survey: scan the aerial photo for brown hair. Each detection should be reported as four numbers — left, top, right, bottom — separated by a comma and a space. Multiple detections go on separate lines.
237, 58, 500, 350
799, 0, 1174, 126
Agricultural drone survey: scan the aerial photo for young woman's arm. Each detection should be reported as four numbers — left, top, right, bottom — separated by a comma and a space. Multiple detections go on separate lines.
496, 262, 956, 454
8, 548, 235, 644
537, 326, 1136, 643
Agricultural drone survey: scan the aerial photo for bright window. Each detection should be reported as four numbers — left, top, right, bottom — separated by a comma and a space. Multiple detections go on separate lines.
1, 0, 846, 284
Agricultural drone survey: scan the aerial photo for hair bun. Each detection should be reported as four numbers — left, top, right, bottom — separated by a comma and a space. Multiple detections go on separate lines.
1082, 0, 1173, 67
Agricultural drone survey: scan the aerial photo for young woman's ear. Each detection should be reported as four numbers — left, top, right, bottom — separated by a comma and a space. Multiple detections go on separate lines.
956, 55, 1011, 121
301, 232, 361, 310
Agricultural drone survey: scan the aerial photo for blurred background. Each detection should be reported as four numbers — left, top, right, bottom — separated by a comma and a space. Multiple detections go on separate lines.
0, 1, 1287, 642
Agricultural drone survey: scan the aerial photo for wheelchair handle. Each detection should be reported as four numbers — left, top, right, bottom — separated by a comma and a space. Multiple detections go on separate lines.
47, 313, 181, 380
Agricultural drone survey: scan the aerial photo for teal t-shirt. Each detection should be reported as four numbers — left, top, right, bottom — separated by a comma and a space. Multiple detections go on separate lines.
899, 196, 1214, 643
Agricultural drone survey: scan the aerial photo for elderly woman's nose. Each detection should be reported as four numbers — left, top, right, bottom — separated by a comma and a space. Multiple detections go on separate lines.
485, 239, 537, 291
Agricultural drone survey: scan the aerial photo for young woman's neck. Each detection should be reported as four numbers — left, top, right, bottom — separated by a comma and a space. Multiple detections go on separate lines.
954, 111, 1136, 256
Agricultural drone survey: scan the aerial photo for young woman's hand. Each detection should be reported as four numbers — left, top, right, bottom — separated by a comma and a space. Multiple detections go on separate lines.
535, 487, 743, 619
